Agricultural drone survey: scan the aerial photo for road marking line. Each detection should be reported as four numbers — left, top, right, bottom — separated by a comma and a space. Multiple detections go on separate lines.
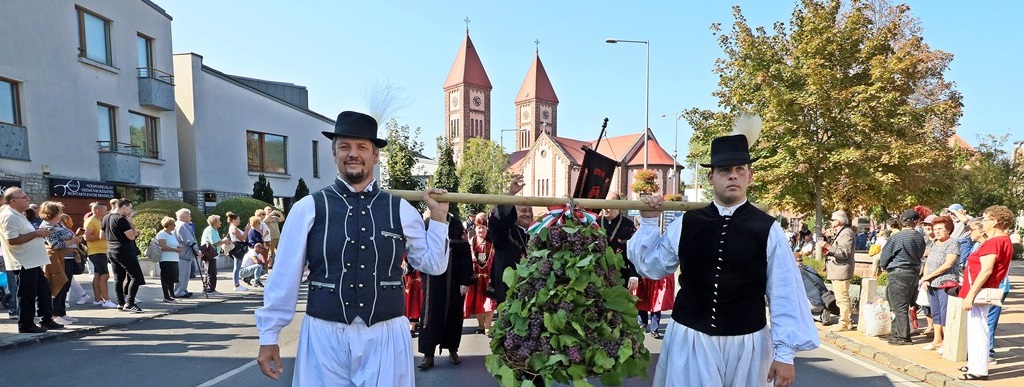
196, 359, 258, 387
818, 343, 924, 385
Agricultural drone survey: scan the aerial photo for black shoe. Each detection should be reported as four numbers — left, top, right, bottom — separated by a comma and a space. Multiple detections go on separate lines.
418, 356, 435, 370
176, 292, 193, 299
474, 328, 485, 335
40, 319, 64, 330
18, 324, 46, 334
243, 278, 253, 286
651, 331, 664, 339
163, 298, 176, 303
888, 338, 912, 346
960, 373, 988, 381
124, 304, 145, 313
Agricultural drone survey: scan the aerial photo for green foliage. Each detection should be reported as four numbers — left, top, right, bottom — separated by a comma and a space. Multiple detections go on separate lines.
939, 134, 1024, 215
430, 136, 461, 217
458, 138, 511, 216
133, 200, 207, 231
487, 218, 651, 386
251, 174, 275, 204
695, 0, 962, 222
293, 178, 310, 204
630, 169, 659, 195
381, 117, 424, 192
208, 196, 273, 235
877, 271, 888, 287
803, 256, 826, 279
133, 212, 163, 260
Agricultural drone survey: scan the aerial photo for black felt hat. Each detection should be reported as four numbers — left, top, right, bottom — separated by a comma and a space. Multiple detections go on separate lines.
321, 111, 388, 148
699, 134, 760, 167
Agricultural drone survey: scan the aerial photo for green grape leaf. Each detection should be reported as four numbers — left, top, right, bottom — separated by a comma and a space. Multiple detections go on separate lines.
600, 370, 625, 386
618, 341, 634, 362
545, 354, 569, 366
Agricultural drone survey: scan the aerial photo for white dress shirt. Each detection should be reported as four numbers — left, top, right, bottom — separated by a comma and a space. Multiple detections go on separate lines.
256, 179, 449, 345
626, 199, 819, 364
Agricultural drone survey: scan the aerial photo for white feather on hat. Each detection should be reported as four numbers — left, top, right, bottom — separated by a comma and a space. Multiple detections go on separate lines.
730, 113, 763, 149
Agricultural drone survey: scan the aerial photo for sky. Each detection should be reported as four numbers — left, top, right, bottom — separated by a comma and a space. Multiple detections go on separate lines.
160, 0, 1023, 182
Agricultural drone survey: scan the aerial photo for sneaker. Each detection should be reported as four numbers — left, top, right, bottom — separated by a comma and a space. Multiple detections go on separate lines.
53, 316, 74, 325
101, 300, 118, 309
76, 294, 91, 305
235, 285, 248, 292
40, 319, 64, 330
243, 278, 253, 286
62, 315, 80, 323
124, 304, 145, 313
922, 343, 938, 351
254, 281, 265, 288
117, 304, 125, 311
92, 300, 104, 306
989, 356, 997, 365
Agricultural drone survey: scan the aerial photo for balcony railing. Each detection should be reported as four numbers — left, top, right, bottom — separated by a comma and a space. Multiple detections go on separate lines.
97, 141, 158, 159
97, 141, 142, 184
137, 67, 174, 85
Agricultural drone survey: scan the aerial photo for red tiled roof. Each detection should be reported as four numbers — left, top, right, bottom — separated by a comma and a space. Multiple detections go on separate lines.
507, 150, 528, 169
444, 33, 492, 89
550, 136, 589, 165
515, 53, 558, 103
591, 133, 643, 163
948, 134, 975, 152
625, 133, 679, 167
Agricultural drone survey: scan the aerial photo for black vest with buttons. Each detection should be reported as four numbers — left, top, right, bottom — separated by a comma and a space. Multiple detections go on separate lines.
672, 202, 775, 336
304, 179, 407, 326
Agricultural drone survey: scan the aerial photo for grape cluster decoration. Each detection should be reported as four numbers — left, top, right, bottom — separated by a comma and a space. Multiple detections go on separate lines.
486, 214, 651, 387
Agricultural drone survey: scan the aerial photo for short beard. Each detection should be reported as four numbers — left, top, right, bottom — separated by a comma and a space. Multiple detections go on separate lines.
344, 170, 367, 185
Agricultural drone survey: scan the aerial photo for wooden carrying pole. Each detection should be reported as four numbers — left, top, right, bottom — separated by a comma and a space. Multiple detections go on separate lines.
386, 190, 768, 212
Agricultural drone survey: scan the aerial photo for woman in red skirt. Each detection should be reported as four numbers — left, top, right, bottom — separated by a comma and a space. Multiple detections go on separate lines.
638, 274, 675, 339
403, 256, 424, 337
463, 213, 496, 334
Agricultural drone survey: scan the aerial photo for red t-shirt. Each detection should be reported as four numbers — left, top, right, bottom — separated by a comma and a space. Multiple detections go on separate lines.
959, 235, 1013, 298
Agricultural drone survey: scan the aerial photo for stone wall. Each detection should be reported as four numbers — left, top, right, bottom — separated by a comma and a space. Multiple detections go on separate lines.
152, 187, 183, 201
184, 190, 250, 214
0, 172, 47, 203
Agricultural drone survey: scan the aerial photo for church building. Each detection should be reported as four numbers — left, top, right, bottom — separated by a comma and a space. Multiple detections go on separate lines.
443, 31, 681, 200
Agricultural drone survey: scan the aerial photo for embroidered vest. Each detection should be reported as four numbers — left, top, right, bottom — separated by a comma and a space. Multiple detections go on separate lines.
305, 180, 406, 326
672, 202, 775, 336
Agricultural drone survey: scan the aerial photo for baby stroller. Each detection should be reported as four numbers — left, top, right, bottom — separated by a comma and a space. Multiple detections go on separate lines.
799, 264, 840, 325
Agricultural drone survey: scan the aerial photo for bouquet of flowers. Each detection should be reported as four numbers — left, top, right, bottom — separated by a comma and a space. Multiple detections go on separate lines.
630, 169, 659, 195
487, 205, 651, 387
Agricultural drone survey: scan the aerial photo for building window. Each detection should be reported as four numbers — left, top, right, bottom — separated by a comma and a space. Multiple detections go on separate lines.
77, 7, 111, 65
137, 34, 153, 77
96, 103, 116, 149
0, 78, 20, 125
247, 131, 288, 174
128, 111, 158, 158
312, 140, 320, 178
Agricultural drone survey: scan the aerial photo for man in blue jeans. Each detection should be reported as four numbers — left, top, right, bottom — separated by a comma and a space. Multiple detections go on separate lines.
240, 244, 268, 287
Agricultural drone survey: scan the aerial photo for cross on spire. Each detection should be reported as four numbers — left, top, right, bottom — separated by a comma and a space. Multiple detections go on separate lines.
465, 17, 471, 32
534, 39, 541, 53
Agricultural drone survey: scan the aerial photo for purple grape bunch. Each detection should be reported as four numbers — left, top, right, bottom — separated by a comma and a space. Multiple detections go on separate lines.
565, 345, 583, 363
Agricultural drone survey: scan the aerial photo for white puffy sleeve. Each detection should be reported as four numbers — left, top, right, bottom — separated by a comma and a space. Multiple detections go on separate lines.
625, 216, 682, 279
399, 200, 449, 276
766, 222, 820, 363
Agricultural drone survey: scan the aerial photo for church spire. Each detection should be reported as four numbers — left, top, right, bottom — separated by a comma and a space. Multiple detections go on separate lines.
444, 31, 491, 90
515, 51, 558, 103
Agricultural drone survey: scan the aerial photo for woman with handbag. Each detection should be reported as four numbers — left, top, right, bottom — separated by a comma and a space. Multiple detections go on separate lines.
38, 201, 83, 325
957, 205, 1015, 381
156, 217, 183, 302
226, 212, 249, 291
200, 215, 233, 293
917, 216, 960, 352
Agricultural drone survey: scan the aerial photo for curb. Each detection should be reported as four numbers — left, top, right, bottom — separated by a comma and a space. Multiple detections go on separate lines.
0, 292, 253, 353
818, 330, 980, 387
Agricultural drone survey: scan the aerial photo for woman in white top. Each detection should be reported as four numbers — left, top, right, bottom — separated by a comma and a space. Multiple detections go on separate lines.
156, 216, 182, 302
226, 212, 249, 291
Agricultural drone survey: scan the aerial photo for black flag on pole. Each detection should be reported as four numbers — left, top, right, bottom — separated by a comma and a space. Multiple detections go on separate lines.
572, 147, 619, 201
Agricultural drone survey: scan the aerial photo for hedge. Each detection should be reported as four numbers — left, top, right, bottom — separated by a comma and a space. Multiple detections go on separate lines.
132, 200, 207, 259
208, 197, 274, 235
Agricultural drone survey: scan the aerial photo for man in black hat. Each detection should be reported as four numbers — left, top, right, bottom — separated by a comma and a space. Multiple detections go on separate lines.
256, 111, 452, 386
628, 131, 818, 386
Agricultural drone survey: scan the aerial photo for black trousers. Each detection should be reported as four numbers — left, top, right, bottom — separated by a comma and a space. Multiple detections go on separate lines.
159, 261, 179, 300
108, 250, 145, 306
15, 267, 52, 328
886, 269, 920, 341
202, 258, 217, 292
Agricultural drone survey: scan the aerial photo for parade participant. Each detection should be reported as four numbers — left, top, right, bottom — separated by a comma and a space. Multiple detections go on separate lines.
486, 175, 531, 305
464, 213, 495, 335
817, 210, 855, 331
418, 211, 474, 370
255, 111, 451, 386
404, 258, 424, 337
598, 191, 638, 292
628, 123, 819, 386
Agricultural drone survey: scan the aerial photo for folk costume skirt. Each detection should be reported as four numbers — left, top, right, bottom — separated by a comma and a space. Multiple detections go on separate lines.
293, 315, 414, 387
654, 322, 773, 387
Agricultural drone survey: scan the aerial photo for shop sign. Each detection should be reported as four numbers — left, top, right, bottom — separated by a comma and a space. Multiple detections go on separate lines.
48, 178, 116, 199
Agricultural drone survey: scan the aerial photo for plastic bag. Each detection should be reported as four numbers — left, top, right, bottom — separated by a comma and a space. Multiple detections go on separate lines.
862, 301, 892, 337
915, 283, 930, 307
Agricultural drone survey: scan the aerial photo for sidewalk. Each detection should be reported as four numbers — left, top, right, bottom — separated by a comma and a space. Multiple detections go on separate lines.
0, 269, 262, 350
818, 260, 1024, 387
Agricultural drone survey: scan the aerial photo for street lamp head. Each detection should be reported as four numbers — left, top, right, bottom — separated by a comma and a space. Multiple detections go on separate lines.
605, 38, 619, 43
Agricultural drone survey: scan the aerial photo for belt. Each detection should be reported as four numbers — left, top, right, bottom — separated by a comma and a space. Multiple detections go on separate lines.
888, 267, 919, 273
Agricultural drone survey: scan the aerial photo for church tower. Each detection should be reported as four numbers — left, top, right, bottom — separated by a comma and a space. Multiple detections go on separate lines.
444, 30, 492, 164
514, 50, 559, 152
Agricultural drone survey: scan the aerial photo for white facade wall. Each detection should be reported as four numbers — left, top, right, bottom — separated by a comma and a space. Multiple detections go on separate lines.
173, 53, 337, 211
0, 0, 179, 202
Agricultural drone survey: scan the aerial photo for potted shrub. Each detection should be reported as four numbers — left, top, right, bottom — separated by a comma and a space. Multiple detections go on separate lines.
630, 169, 659, 197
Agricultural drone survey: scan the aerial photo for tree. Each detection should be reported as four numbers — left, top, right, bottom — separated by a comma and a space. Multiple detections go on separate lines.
430, 136, 460, 216
695, 0, 962, 236
942, 134, 1024, 215
457, 138, 510, 216
290, 177, 310, 213
252, 173, 274, 204
380, 117, 424, 192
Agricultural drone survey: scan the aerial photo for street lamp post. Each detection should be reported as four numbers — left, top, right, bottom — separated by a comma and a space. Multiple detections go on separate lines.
499, 128, 519, 152
659, 112, 683, 195
605, 38, 649, 170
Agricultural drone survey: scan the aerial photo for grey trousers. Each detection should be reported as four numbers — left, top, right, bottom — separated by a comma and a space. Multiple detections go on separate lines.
175, 257, 194, 296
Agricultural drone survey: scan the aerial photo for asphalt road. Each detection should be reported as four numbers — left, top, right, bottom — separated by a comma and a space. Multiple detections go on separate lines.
0, 294, 926, 387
